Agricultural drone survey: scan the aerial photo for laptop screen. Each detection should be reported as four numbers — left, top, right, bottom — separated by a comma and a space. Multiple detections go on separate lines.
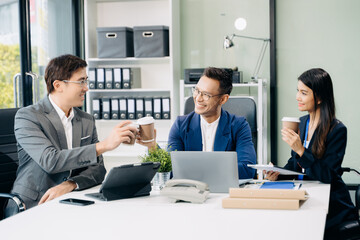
171, 151, 239, 193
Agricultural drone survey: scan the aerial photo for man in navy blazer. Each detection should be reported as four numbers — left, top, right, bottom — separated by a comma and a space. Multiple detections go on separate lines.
140, 67, 256, 179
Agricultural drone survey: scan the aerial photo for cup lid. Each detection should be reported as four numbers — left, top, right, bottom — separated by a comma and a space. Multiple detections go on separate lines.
128, 122, 139, 128
137, 116, 154, 125
281, 117, 300, 123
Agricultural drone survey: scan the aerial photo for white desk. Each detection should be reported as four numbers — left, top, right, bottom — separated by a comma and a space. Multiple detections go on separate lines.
0, 181, 330, 240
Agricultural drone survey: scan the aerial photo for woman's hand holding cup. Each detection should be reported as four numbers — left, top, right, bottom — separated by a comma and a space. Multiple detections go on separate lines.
281, 117, 305, 156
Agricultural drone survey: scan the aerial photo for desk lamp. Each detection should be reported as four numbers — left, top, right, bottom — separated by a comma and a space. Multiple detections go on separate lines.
223, 18, 270, 82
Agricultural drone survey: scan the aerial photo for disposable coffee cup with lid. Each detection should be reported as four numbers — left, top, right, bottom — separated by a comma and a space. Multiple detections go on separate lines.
137, 117, 155, 143
281, 117, 300, 132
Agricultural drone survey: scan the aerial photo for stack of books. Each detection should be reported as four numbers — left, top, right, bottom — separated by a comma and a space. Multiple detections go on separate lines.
222, 183, 308, 210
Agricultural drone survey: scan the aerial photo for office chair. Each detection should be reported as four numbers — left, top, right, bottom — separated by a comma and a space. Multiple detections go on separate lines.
183, 96, 257, 149
342, 167, 360, 210
331, 167, 360, 240
0, 108, 25, 220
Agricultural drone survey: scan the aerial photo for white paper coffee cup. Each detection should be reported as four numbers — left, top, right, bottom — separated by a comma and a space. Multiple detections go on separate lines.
281, 117, 300, 132
137, 117, 155, 143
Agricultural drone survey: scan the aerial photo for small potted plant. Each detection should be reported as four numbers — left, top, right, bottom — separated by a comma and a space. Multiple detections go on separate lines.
140, 147, 172, 190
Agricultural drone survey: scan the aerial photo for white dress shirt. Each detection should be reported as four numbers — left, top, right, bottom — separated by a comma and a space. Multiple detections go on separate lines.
49, 94, 74, 150
49, 95, 79, 188
200, 115, 220, 152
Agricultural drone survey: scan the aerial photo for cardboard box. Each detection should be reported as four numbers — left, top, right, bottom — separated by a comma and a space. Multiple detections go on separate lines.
229, 188, 308, 200
222, 197, 302, 210
222, 188, 308, 210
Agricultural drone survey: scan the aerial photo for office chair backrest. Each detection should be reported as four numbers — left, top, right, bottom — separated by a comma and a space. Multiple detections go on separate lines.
184, 97, 257, 149
337, 168, 360, 239
0, 108, 19, 218
342, 168, 360, 210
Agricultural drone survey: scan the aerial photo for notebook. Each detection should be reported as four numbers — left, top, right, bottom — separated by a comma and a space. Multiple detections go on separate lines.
85, 162, 160, 201
260, 182, 295, 189
171, 151, 239, 193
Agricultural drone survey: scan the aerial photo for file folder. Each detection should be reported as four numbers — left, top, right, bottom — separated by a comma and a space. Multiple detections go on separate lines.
119, 98, 127, 119
127, 98, 136, 119
161, 97, 170, 119
113, 68, 122, 89
136, 98, 144, 119
102, 98, 110, 120
105, 68, 113, 89
96, 68, 105, 89
153, 98, 162, 119
111, 98, 119, 119
122, 68, 131, 89
92, 98, 101, 119
130, 68, 141, 88
144, 98, 153, 117
88, 68, 96, 89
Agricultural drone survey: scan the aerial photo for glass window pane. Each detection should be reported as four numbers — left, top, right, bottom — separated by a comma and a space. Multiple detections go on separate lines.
31, 0, 75, 101
0, 0, 77, 108
0, 0, 20, 109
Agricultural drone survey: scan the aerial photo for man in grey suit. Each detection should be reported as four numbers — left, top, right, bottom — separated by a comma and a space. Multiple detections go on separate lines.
5, 54, 137, 217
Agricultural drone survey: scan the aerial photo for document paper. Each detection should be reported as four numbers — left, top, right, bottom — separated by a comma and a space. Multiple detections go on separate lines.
247, 164, 305, 175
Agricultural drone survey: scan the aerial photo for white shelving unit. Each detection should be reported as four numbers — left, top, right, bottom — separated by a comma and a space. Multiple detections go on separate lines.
179, 79, 268, 166
84, 0, 180, 166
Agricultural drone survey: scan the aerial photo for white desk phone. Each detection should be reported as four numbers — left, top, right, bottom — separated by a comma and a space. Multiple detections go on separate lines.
160, 179, 210, 203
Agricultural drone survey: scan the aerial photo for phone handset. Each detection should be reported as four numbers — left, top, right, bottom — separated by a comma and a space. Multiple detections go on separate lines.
161, 179, 210, 204
164, 179, 209, 191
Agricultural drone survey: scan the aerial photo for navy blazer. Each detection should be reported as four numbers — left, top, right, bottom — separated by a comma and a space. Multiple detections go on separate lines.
282, 115, 358, 229
167, 109, 256, 179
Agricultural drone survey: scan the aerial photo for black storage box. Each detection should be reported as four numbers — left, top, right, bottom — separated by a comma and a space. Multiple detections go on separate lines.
133, 25, 169, 57
97, 27, 134, 58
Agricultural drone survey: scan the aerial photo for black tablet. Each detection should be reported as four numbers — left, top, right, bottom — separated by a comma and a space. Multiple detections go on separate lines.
86, 162, 160, 201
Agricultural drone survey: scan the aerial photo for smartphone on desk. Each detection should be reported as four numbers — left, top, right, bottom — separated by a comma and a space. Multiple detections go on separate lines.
59, 198, 95, 206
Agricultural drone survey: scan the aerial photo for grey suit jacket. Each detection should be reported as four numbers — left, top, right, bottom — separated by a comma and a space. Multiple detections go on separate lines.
11, 96, 106, 209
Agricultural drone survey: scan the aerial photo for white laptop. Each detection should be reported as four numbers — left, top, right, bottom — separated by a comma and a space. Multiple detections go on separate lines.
171, 151, 239, 193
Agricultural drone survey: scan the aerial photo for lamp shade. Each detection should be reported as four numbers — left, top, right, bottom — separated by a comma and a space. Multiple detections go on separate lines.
223, 36, 234, 49
223, 34, 270, 81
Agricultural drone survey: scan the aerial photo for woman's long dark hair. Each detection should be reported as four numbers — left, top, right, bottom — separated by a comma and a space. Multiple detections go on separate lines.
298, 68, 335, 159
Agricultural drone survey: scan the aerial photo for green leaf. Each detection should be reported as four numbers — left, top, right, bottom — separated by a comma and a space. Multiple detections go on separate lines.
140, 147, 172, 172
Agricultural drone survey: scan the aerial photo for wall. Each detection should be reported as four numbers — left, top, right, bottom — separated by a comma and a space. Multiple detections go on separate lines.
180, 0, 270, 81
180, 0, 360, 183
180, 0, 271, 163
276, 0, 360, 182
